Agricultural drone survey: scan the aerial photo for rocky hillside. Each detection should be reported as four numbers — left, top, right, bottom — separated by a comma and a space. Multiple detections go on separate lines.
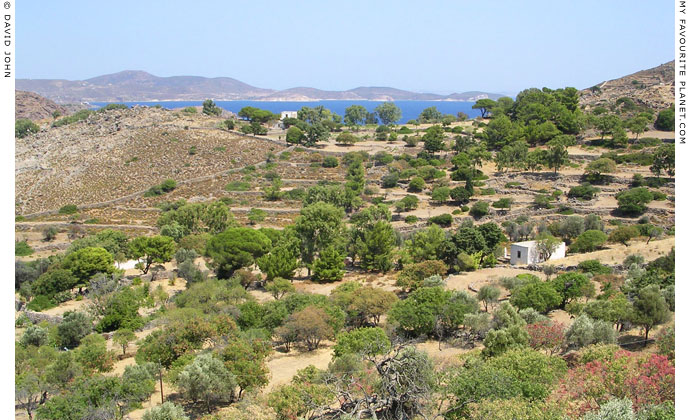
15, 106, 285, 215
15, 90, 67, 121
579, 61, 674, 111
17, 70, 502, 102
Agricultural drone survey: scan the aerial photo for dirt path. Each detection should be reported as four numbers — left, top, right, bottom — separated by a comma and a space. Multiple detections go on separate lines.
265, 346, 334, 391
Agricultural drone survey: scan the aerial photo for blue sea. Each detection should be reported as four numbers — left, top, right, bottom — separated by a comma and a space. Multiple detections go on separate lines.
90, 100, 482, 124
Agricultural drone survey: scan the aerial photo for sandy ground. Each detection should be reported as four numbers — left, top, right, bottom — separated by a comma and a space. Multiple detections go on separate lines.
265, 346, 334, 391
554, 236, 674, 267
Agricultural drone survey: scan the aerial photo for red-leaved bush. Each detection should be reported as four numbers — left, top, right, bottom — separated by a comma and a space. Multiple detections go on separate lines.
550, 350, 674, 417
527, 321, 565, 355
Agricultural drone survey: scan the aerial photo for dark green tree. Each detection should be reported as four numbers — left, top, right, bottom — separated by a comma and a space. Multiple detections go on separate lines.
206, 228, 271, 278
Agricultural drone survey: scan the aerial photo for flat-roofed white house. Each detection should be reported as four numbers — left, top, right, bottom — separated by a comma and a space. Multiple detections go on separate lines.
510, 240, 566, 265
280, 111, 298, 120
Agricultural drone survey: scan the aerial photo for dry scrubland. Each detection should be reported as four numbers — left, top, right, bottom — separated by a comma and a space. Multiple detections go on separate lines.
15, 82, 676, 420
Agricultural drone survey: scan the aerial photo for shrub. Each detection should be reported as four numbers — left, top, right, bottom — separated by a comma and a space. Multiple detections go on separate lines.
428, 213, 452, 227
333, 327, 391, 357
20, 325, 49, 347
225, 181, 251, 191
469, 201, 489, 219
143, 402, 190, 420
15, 240, 33, 256
651, 190, 667, 200
58, 204, 78, 215
608, 225, 639, 246
577, 260, 612, 275
616, 187, 653, 215
568, 183, 600, 200
15, 119, 40, 138
408, 177, 426, 192
322, 156, 339, 168
654, 107, 674, 131
405, 215, 418, 224
26, 295, 57, 311
569, 230, 608, 253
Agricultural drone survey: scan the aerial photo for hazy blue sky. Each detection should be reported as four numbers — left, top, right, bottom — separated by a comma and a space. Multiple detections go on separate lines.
19, 1, 673, 95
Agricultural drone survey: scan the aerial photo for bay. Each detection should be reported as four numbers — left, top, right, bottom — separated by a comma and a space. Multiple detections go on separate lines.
90, 100, 482, 124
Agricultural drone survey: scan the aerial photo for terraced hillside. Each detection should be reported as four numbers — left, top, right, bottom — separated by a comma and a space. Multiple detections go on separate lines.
16, 107, 287, 215
579, 61, 674, 111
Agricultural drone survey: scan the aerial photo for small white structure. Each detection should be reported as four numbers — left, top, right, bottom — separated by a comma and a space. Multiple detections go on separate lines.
280, 111, 297, 120
510, 240, 566, 265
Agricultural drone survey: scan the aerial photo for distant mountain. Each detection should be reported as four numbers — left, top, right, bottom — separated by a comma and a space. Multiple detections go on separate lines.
15, 90, 67, 121
579, 61, 674, 111
17, 70, 503, 103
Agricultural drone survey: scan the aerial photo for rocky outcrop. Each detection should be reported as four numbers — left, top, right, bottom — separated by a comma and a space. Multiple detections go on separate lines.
15, 90, 67, 121
579, 61, 675, 111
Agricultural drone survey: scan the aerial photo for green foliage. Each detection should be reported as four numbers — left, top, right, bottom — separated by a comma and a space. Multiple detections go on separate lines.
206, 228, 271, 278
202, 99, 222, 116
428, 213, 452, 227
52, 109, 94, 127
74, 333, 116, 373
62, 246, 115, 284
311, 247, 345, 283
651, 144, 675, 177
389, 286, 478, 337
405, 224, 446, 262
95, 287, 145, 332
569, 230, 608, 253
56, 311, 93, 349
354, 220, 397, 272
568, 183, 600, 200
510, 280, 562, 313
286, 126, 306, 144
408, 176, 426, 192
295, 202, 345, 268
482, 325, 530, 357
396, 260, 448, 291
374, 102, 402, 125
616, 187, 654, 215
257, 238, 300, 281
129, 235, 176, 274
175, 353, 236, 412
265, 278, 296, 300
15, 240, 33, 256
143, 402, 190, 420
608, 225, 639, 246
225, 180, 251, 191
31, 268, 78, 297
395, 194, 420, 212
58, 204, 78, 214
20, 325, 49, 347
654, 107, 674, 131
551, 272, 594, 306
247, 208, 267, 225
632, 284, 671, 340
16, 119, 40, 138
333, 327, 391, 357
470, 201, 489, 219
578, 260, 612, 275
26, 295, 57, 311
145, 179, 177, 197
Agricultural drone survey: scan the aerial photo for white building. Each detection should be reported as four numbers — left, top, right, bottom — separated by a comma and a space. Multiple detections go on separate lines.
280, 111, 298, 120
510, 240, 566, 265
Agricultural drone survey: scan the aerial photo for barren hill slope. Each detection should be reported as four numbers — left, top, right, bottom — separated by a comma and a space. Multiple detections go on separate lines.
15, 90, 67, 121
15, 107, 285, 215
579, 61, 674, 111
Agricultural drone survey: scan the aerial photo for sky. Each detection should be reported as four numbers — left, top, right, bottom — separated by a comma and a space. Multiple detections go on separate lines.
18, 1, 673, 95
